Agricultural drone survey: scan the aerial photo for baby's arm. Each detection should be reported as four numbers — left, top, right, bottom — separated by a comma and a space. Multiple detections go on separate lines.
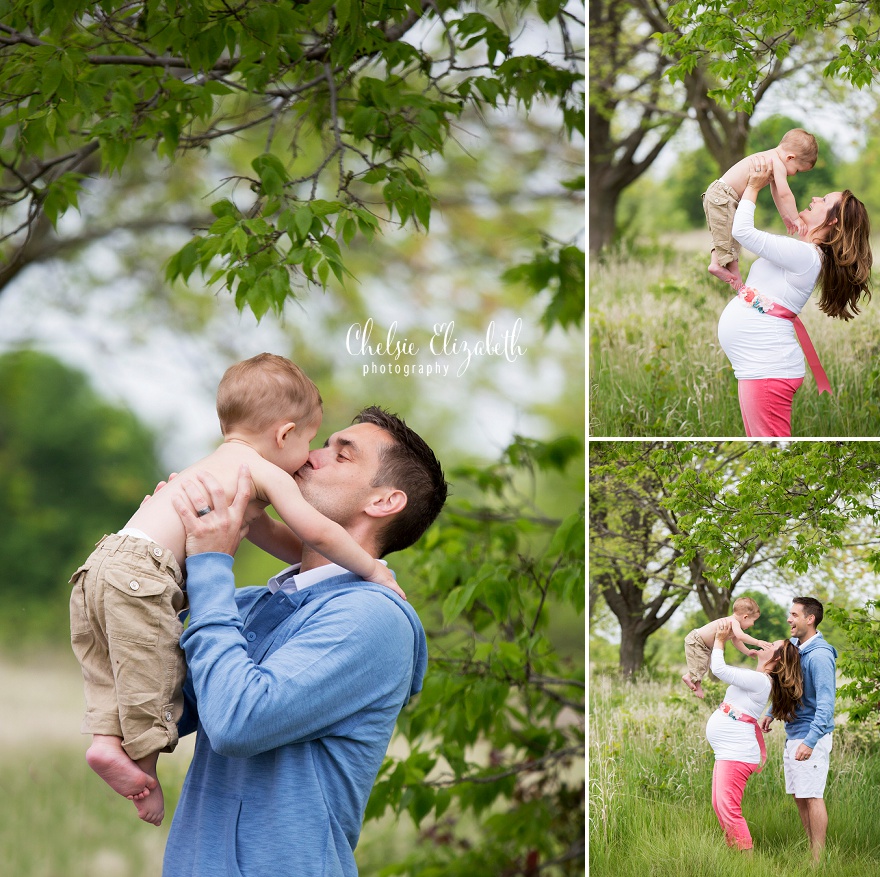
246, 511, 303, 564
729, 616, 771, 655
257, 464, 406, 599
769, 156, 805, 235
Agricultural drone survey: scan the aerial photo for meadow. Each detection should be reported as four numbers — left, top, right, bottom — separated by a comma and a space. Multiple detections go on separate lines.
589, 232, 880, 437
0, 651, 415, 877
588, 670, 880, 877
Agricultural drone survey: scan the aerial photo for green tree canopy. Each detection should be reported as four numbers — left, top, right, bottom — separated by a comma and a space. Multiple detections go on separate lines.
0, 349, 162, 639
0, 0, 584, 321
590, 441, 880, 676
661, 0, 880, 111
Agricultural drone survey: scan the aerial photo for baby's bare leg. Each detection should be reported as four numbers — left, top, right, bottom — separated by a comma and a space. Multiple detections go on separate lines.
131, 751, 165, 826
86, 735, 156, 799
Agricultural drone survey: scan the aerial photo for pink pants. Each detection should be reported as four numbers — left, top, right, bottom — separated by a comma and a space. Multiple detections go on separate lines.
737, 377, 803, 437
712, 760, 759, 850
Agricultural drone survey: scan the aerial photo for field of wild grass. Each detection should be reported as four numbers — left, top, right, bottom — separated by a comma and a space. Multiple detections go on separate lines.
589, 232, 880, 437
0, 651, 415, 877
589, 671, 880, 877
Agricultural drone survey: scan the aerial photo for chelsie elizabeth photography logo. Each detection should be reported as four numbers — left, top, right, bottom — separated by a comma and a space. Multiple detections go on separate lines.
346, 318, 527, 378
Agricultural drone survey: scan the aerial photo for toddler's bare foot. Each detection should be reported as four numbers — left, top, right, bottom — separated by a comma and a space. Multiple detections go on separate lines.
682, 673, 697, 693
86, 736, 156, 800
133, 780, 165, 826
693, 682, 706, 699
708, 262, 740, 288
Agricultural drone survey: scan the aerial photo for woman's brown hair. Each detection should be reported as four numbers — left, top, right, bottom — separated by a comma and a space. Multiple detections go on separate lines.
768, 641, 803, 724
816, 189, 873, 320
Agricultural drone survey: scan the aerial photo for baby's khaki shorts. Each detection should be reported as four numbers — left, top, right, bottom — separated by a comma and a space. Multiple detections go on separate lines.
702, 179, 742, 267
69, 533, 187, 761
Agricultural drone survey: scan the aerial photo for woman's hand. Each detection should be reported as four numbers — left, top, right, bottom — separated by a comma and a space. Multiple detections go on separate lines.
714, 618, 733, 644
746, 158, 773, 191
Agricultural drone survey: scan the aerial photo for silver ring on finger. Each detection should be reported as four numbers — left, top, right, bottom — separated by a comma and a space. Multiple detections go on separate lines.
196, 506, 213, 517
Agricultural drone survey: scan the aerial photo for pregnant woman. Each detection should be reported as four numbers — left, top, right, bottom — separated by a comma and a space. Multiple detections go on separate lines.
717, 161, 872, 437
706, 619, 803, 852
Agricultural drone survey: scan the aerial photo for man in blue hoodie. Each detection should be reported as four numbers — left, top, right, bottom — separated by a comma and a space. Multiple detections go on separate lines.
760, 596, 836, 864
160, 407, 447, 877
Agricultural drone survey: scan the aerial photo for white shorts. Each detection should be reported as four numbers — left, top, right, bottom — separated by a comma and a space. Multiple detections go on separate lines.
783, 734, 832, 799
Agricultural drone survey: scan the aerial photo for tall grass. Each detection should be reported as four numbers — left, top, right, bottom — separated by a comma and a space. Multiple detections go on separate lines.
0, 740, 416, 876
0, 650, 411, 877
589, 672, 880, 876
589, 238, 880, 437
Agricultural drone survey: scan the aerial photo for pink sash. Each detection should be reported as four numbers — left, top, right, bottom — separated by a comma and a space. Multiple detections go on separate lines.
737, 287, 831, 395
719, 701, 766, 772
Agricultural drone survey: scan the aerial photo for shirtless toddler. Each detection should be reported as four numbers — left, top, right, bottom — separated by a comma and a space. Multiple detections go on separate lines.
682, 596, 772, 698
69, 354, 403, 826
702, 128, 818, 290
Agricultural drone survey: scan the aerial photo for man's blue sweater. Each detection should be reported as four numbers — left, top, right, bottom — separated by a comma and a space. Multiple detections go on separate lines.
162, 553, 428, 877
786, 631, 836, 749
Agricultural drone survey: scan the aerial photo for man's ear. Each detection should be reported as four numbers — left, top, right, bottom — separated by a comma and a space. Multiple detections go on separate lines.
365, 488, 407, 519
275, 421, 297, 448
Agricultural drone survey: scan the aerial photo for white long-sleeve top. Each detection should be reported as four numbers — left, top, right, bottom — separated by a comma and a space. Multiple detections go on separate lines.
705, 647, 771, 763
717, 200, 823, 380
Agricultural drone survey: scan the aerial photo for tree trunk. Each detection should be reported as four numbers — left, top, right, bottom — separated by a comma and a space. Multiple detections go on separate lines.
618, 623, 647, 679
588, 168, 622, 254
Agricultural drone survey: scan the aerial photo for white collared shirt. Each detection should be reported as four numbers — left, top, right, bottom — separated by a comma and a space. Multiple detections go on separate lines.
267, 560, 388, 594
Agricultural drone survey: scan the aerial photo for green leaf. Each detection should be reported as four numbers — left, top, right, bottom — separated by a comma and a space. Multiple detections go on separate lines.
361, 166, 389, 184
252, 153, 288, 198
209, 215, 238, 234
293, 207, 313, 239
341, 217, 357, 246
211, 199, 239, 219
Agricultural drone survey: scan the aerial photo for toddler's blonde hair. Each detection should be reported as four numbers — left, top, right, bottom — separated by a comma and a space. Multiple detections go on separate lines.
732, 596, 760, 617
779, 128, 818, 167
217, 353, 322, 435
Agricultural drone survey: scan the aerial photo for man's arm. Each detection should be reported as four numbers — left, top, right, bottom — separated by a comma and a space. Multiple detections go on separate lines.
172, 468, 419, 756
181, 556, 416, 757
800, 651, 836, 752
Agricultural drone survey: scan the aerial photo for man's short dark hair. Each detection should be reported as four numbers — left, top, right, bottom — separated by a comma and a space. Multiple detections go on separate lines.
354, 406, 448, 556
793, 596, 824, 628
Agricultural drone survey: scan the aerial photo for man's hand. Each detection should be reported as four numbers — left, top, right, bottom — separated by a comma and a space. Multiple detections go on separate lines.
172, 465, 252, 558
795, 743, 814, 761
759, 716, 773, 733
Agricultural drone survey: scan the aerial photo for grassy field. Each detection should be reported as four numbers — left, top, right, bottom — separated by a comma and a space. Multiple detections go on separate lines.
589, 670, 880, 877
0, 651, 415, 877
589, 232, 880, 437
